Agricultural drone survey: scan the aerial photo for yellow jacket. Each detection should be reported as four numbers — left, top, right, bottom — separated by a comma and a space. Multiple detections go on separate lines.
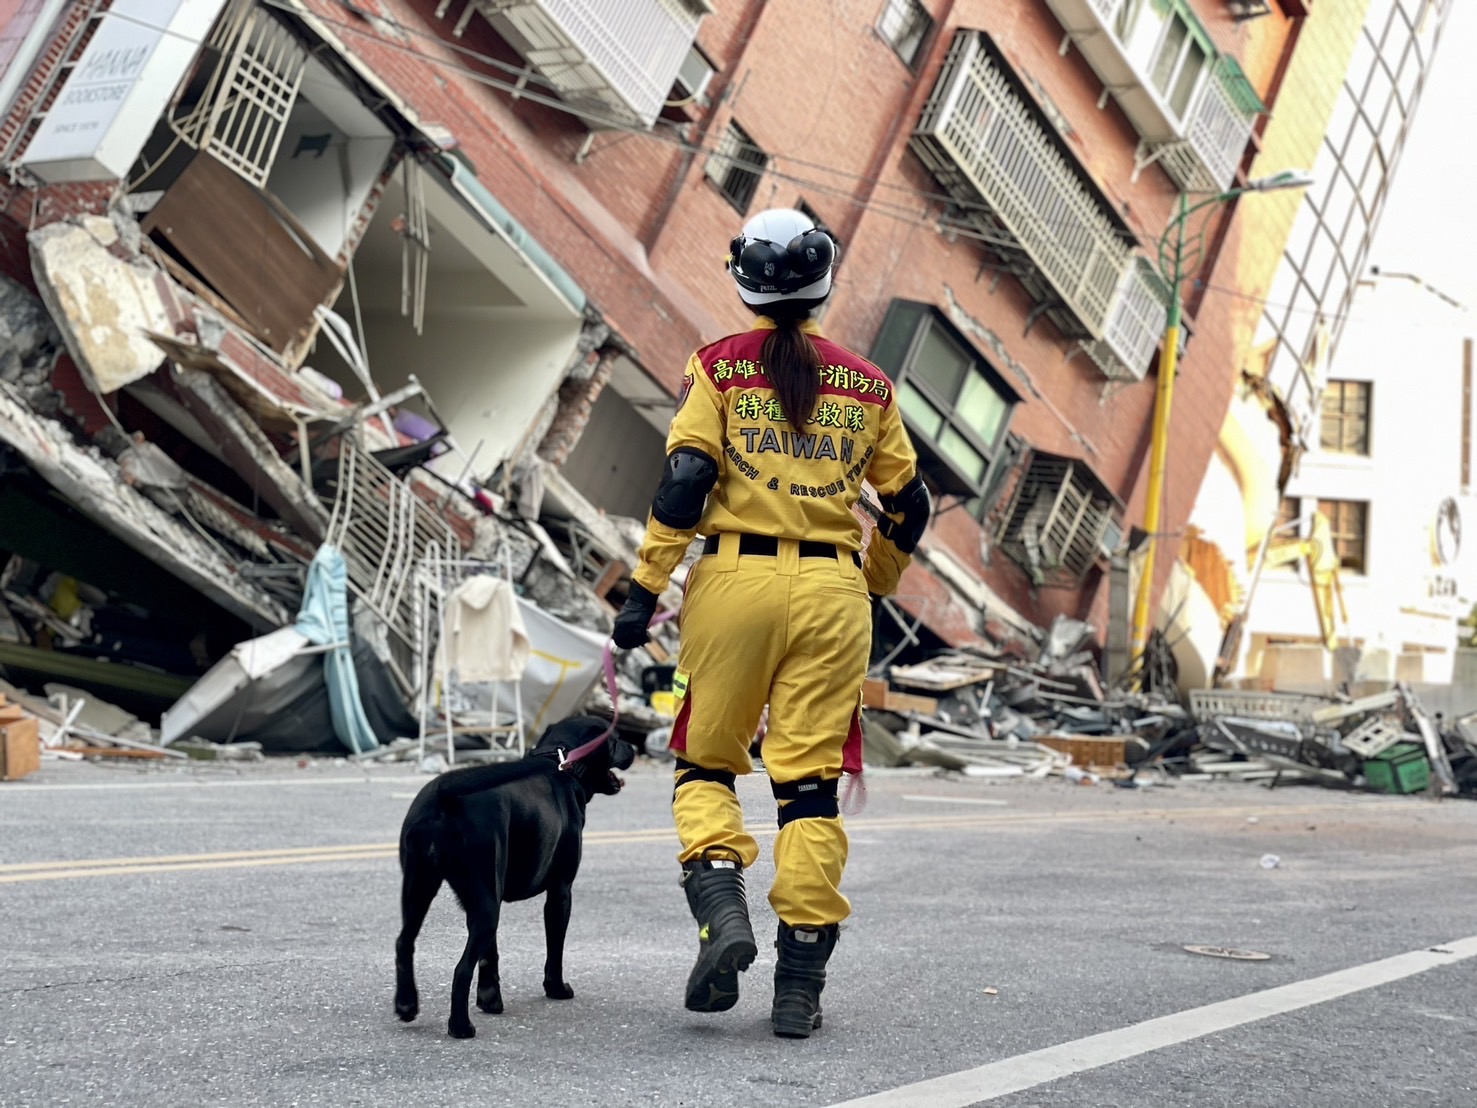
633, 319, 919, 597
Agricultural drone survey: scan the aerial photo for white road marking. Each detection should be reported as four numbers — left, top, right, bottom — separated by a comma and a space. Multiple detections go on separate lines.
0, 776, 396, 792
901, 794, 1008, 806
825, 934, 1477, 1107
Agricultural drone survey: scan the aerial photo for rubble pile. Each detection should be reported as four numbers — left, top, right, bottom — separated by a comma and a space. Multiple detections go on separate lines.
850, 616, 1477, 799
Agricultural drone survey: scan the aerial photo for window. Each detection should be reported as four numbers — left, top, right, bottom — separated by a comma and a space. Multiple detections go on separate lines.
171, 0, 307, 189
869, 301, 1018, 500
877, 0, 934, 68
1118, 1, 1211, 121
1320, 380, 1371, 454
1317, 499, 1368, 573
997, 452, 1119, 588
672, 44, 714, 104
705, 121, 767, 213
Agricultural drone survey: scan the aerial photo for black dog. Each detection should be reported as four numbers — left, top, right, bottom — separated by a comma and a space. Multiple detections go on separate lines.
393, 716, 635, 1038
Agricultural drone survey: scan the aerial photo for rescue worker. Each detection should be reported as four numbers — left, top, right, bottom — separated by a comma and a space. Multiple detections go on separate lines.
613, 208, 930, 1038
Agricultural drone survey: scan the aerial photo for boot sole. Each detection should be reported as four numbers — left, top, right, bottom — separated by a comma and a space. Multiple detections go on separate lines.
684, 936, 758, 1013
771, 1010, 823, 1038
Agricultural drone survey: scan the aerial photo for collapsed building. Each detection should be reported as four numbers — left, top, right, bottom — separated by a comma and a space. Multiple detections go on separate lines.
0, 1, 1467, 768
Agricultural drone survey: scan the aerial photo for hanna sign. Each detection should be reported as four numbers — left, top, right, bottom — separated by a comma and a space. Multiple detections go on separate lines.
20, 0, 226, 182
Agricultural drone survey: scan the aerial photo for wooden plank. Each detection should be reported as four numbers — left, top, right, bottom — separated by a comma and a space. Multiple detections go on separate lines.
2, 718, 41, 780
142, 152, 340, 354
863, 677, 939, 715
592, 559, 630, 601
1036, 734, 1128, 768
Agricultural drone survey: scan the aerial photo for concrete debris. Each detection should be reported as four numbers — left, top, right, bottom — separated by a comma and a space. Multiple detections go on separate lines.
848, 632, 1477, 799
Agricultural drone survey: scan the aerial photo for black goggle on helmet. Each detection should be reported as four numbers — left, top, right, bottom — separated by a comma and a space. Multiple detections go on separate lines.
725, 208, 837, 301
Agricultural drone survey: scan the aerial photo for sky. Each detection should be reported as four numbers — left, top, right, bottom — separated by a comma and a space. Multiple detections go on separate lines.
1363, 2, 1477, 314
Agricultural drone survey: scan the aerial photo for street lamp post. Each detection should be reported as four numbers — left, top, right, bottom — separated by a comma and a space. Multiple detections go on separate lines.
1127, 170, 1315, 687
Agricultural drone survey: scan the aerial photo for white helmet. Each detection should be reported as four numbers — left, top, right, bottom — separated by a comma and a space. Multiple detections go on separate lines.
726, 207, 836, 306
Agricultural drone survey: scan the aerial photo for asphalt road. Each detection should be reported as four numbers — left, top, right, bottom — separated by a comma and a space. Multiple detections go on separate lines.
3, 755, 1476, 1107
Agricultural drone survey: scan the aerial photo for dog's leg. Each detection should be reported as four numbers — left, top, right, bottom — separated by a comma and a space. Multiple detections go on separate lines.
449, 924, 488, 1039
475, 944, 503, 1015
475, 871, 506, 1015
542, 881, 575, 1000
394, 857, 441, 1023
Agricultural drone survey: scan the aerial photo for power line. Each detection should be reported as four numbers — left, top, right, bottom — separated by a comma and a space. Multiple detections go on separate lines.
103, 4, 1362, 336
259, 0, 1164, 250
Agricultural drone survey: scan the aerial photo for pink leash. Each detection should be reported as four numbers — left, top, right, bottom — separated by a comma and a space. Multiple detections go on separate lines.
558, 611, 869, 817
558, 610, 677, 770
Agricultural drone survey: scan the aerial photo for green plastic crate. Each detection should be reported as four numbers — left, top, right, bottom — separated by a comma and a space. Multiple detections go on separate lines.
1364, 743, 1430, 795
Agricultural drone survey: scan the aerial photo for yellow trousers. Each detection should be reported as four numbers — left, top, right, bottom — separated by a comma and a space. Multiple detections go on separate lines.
669, 534, 870, 927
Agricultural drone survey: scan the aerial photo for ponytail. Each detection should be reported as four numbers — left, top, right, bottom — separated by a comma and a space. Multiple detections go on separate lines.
756, 300, 824, 427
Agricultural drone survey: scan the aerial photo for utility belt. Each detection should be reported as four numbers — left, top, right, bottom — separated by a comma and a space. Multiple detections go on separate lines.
702, 533, 861, 568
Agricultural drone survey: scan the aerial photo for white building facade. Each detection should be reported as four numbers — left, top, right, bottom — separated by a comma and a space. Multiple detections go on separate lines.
1238, 275, 1475, 687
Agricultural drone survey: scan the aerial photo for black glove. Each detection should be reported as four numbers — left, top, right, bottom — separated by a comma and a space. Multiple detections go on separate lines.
612, 582, 659, 650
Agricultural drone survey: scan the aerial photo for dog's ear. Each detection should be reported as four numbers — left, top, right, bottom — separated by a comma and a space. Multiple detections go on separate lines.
609, 738, 636, 771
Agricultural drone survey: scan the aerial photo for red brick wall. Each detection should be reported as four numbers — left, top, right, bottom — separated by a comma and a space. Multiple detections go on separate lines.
301, 0, 1330, 641
0, 0, 1333, 646
0, 0, 111, 288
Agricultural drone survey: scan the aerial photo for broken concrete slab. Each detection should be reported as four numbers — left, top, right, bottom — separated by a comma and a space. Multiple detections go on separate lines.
168, 367, 328, 542
0, 384, 289, 628
29, 218, 176, 395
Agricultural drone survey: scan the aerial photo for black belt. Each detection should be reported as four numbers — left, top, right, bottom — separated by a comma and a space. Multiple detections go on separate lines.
703, 534, 860, 566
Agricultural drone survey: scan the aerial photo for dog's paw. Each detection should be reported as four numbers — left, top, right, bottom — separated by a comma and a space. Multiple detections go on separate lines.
475, 988, 504, 1014
394, 994, 419, 1023
544, 980, 575, 1001
447, 1018, 477, 1040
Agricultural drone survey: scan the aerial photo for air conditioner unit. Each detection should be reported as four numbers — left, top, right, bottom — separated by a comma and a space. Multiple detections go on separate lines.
673, 45, 714, 103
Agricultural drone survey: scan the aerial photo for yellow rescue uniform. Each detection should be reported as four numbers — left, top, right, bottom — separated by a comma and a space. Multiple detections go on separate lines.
633, 319, 918, 928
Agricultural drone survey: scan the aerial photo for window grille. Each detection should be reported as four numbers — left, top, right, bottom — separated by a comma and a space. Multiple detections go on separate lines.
172, 0, 306, 189
1082, 258, 1170, 381
911, 30, 1133, 341
705, 120, 767, 213
455, 0, 709, 129
996, 451, 1117, 588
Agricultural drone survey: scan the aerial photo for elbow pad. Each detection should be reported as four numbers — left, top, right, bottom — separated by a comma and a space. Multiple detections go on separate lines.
877, 474, 931, 554
651, 447, 718, 529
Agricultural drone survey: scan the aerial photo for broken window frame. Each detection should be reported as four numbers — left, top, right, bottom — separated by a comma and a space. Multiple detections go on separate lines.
704, 120, 767, 214
1319, 379, 1372, 455
995, 450, 1119, 589
169, 0, 308, 191
868, 299, 1019, 507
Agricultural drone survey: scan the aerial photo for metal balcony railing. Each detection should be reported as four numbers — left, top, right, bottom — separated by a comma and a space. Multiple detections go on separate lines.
1160, 65, 1259, 192
911, 31, 1131, 341
1044, 0, 1262, 192
466, 0, 707, 128
1082, 259, 1171, 381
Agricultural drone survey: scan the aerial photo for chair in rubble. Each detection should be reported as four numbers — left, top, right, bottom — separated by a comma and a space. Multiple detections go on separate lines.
413, 543, 527, 767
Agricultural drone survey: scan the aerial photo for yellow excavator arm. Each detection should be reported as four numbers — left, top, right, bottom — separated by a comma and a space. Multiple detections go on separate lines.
1261, 511, 1348, 650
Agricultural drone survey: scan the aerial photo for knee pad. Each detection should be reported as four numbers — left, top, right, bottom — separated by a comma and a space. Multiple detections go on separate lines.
652, 448, 718, 530
674, 757, 737, 795
771, 776, 839, 827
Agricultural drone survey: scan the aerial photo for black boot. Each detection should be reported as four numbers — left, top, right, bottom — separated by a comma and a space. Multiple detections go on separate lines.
681, 856, 757, 1012
771, 922, 839, 1038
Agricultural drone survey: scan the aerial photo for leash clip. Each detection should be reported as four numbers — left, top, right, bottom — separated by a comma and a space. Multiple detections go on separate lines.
556, 747, 569, 771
